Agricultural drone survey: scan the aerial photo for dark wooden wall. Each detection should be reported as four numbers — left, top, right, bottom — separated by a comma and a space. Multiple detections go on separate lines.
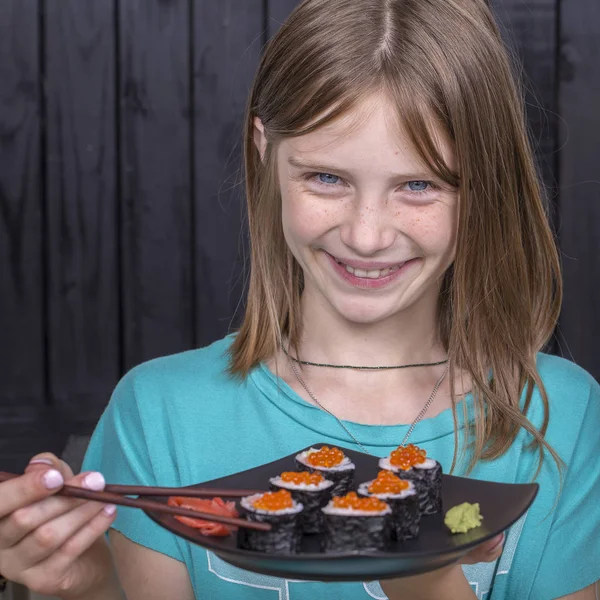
1, 0, 598, 471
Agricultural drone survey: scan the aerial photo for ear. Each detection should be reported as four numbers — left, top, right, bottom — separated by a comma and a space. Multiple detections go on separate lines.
253, 117, 267, 161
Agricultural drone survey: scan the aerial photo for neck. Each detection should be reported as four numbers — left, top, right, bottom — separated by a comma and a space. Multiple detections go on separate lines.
269, 283, 462, 426
295, 288, 446, 367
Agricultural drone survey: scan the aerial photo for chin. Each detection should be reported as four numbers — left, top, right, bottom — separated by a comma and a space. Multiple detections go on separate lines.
329, 297, 404, 325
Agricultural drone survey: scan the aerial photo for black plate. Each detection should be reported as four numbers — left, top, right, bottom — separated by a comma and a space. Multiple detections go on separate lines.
144, 445, 538, 581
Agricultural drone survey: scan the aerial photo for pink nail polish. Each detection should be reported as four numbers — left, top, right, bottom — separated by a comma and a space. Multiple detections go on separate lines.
103, 504, 117, 516
29, 458, 54, 466
83, 472, 106, 491
42, 469, 64, 490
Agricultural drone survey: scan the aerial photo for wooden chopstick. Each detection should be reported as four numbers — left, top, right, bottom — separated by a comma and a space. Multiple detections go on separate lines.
0, 472, 270, 532
104, 483, 262, 498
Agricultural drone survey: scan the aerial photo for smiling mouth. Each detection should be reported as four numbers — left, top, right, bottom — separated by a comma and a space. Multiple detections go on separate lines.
333, 257, 408, 279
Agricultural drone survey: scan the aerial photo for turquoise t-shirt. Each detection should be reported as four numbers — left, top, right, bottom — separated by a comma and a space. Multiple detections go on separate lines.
83, 335, 600, 600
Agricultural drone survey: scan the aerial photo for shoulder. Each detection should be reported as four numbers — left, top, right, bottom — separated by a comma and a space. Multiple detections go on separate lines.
124, 334, 238, 391
530, 352, 599, 450
535, 352, 597, 396
534, 352, 598, 419
110, 334, 244, 416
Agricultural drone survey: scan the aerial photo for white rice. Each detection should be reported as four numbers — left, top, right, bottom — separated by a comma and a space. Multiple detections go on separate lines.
241, 493, 303, 516
296, 448, 355, 472
270, 475, 334, 492
357, 479, 416, 500
378, 456, 436, 473
378, 456, 411, 474
322, 500, 391, 517
413, 458, 437, 470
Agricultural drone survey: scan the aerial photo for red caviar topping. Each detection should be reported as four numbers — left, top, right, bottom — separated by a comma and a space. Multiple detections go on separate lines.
253, 490, 294, 511
306, 446, 344, 468
389, 444, 427, 470
280, 471, 324, 486
368, 470, 410, 495
332, 491, 388, 512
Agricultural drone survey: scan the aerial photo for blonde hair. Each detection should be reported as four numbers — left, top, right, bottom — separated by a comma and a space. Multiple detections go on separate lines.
229, 0, 562, 475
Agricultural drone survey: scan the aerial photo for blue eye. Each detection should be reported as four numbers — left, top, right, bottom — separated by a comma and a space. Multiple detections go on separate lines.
407, 180, 430, 192
318, 173, 340, 185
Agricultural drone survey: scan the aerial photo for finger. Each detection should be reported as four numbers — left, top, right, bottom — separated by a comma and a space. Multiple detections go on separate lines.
30, 504, 117, 578
10, 499, 112, 569
0, 469, 64, 521
484, 533, 504, 554
485, 539, 504, 561
461, 533, 504, 565
25, 454, 74, 480
0, 472, 106, 548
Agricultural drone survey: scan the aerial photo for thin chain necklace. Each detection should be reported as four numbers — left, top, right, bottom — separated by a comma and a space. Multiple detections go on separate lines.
281, 344, 448, 370
287, 350, 449, 456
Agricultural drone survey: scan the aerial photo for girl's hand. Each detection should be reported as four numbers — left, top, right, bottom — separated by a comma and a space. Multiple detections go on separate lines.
381, 533, 505, 599
461, 531, 505, 564
0, 453, 119, 599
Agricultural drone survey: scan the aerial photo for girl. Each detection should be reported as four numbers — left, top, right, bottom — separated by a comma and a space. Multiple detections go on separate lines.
0, 0, 598, 598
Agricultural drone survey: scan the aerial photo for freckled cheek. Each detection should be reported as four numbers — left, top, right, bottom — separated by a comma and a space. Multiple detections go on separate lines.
396, 208, 457, 255
281, 186, 340, 242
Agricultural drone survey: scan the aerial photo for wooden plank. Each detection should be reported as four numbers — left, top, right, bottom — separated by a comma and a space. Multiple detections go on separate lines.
267, 0, 300, 38
119, 0, 194, 367
491, 0, 559, 204
44, 0, 120, 417
557, 0, 600, 380
491, 0, 560, 355
192, 0, 264, 346
0, 428, 68, 474
0, 0, 44, 412
0, 408, 96, 473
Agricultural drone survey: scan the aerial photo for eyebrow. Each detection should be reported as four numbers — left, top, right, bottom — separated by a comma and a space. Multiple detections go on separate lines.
286, 156, 435, 181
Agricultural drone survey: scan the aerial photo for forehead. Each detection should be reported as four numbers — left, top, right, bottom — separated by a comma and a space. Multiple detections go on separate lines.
284, 93, 396, 153
279, 92, 455, 171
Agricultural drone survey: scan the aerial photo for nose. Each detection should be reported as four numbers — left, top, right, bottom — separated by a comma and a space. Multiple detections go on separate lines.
339, 196, 396, 256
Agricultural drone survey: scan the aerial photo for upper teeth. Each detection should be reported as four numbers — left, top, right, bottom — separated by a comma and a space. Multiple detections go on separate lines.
341, 262, 403, 279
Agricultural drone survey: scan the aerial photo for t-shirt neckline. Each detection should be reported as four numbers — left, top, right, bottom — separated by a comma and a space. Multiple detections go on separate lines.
250, 361, 470, 448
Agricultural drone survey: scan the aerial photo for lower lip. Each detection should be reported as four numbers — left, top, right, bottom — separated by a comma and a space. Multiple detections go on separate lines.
325, 253, 418, 289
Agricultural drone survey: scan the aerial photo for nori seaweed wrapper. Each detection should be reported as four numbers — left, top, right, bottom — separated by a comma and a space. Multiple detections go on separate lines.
386, 493, 420, 540
400, 461, 443, 515
295, 459, 354, 496
237, 504, 303, 553
321, 511, 392, 552
269, 480, 333, 534
358, 485, 421, 541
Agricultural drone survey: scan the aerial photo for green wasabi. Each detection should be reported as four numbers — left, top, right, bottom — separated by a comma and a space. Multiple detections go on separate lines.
444, 502, 484, 534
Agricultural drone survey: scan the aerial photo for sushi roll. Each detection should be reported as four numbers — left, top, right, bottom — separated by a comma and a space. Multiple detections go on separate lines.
379, 444, 443, 515
295, 446, 355, 496
269, 471, 335, 534
321, 492, 392, 552
358, 470, 420, 541
237, 490, 303, 553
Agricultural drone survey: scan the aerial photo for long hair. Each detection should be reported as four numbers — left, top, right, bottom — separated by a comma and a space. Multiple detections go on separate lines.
229, 0, 562, 475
